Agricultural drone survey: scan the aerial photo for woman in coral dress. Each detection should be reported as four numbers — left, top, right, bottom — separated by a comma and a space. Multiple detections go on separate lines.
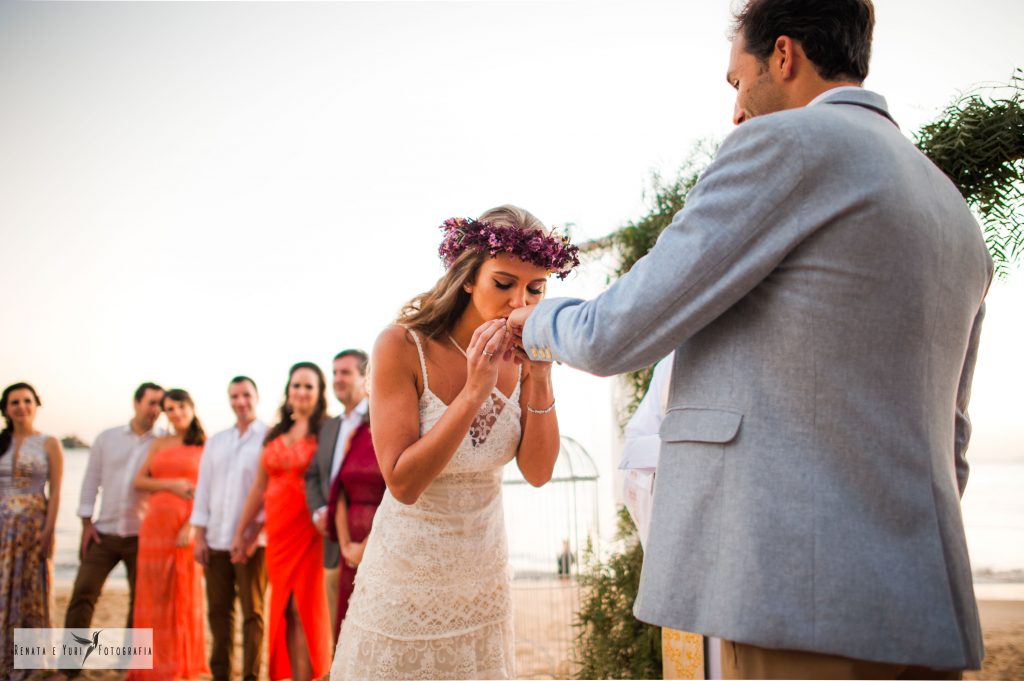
233, 362, 331, 681
130, 388, 209, 681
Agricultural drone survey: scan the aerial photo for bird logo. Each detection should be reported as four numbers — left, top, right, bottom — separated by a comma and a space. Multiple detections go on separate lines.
70, 630, 102, 668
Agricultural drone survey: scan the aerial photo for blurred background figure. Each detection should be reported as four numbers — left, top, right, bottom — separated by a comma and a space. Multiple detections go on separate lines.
320, 349, 383, 642
191, 376, 268, 681
129, 388, 209, 680
556, 540, 575, 579
62, 382, 164, 678
0, 382, 64, 681
306, 349, 374, 642
233, 363, 331, 681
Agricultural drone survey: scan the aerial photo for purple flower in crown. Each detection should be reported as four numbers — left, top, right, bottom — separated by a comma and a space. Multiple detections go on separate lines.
437, 216, 580, 280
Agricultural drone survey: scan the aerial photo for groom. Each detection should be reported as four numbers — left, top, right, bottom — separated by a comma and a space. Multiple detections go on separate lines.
510, 0, 991, 678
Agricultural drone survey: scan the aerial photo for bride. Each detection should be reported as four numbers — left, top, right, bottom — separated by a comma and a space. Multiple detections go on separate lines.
330, 205, 580, 680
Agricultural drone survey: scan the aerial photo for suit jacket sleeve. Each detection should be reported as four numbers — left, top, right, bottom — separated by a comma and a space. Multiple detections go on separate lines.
954, 301, 986, 496
523, 114, 817, 377
305, 424, 331, 516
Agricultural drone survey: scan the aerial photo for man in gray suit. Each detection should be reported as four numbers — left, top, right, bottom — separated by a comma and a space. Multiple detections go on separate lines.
509, 0, 991, 677
305, 348, 369, 640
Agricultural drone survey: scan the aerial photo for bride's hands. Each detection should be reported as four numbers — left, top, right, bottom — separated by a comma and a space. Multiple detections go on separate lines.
463, 319, 514, 402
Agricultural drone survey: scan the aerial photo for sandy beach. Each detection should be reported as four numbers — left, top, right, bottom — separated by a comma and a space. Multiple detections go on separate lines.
46, 579, 582, 681
965, 597, 1024, 681
44, 579, 1023, 680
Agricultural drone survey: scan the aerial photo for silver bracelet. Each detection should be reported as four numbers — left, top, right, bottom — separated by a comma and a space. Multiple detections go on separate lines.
526, 399, 556, 415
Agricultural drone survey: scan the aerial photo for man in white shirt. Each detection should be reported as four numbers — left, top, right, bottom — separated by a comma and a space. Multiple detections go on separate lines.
305, 349, 369, 639
64, 382, 165, 638
190, 376, 268, 681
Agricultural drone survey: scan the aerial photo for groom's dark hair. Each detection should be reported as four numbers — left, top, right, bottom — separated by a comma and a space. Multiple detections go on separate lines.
732, 0, 874, 83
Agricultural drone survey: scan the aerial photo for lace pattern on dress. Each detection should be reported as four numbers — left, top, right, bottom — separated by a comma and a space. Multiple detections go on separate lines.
333, 619, 515, 681
468, 390, 507, 447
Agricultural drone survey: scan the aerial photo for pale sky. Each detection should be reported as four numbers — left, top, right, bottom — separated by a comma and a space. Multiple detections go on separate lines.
1, 0, 1022, 481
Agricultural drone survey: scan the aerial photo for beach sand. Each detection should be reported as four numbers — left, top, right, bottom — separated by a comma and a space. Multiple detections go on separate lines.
966, 599, 1024, 681
47, 581, 1023, 680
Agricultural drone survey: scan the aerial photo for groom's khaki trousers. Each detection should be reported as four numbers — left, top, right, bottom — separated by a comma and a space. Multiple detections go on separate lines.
721, 640, 963, 680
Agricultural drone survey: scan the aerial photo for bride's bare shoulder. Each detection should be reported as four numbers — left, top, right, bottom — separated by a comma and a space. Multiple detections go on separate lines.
374, 325, 424, 369
375, 325, 419, 353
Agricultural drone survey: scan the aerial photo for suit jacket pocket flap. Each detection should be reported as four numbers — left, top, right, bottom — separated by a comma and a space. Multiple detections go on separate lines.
659, 407, 743, 444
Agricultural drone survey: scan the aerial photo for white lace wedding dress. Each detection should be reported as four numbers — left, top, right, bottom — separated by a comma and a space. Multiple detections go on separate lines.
330, 329, 519, 680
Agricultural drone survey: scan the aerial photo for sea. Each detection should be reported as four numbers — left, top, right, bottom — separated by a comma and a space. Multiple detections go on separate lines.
53, 449, 1024, 598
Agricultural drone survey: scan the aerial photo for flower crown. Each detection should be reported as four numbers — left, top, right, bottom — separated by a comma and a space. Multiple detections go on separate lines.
438, 217, 580, 280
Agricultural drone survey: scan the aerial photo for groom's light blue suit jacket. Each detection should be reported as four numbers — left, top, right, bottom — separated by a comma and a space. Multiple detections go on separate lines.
523, 88, 991, 669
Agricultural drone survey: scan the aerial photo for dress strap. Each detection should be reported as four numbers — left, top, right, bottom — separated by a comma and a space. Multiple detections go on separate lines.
510, 362, 524, 402
406, 328, 430, 392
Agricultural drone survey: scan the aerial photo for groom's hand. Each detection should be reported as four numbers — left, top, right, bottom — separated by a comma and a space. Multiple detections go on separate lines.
506, 306, 534, 344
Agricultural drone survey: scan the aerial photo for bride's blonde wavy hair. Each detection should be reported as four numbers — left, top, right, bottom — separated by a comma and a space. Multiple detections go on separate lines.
397, 205, 546, 339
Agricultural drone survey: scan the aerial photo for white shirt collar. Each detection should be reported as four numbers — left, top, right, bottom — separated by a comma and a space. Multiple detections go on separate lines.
343, 397, 369, 421
232, 419, 267, 438
121, 422, 156, 438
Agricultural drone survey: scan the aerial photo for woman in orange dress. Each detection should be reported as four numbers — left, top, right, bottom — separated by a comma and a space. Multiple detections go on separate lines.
233, 362, 331, 681
129, 388, 209, 680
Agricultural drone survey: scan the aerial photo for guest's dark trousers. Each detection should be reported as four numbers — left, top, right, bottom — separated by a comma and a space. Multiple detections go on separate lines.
62, 532, 138, 676
65, 532, 138, 629
205, 547, 267, 681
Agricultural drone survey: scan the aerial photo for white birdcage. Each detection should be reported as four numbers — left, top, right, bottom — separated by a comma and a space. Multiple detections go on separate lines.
503, 436, 600, 679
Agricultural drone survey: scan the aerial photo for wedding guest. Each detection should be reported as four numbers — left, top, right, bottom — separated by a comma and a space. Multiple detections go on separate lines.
319, 355, 384, 642
64, 382, 164, 643
191, 376, 268, 681
233, 363, 331, 681
325, 431, 383, 643
330, 206, 577, 680
619, 355, 674, 550
0, 383, 63, 681
556, 539, 574, 578
305, 348, 378, 640
510, 0, 991, 677
129, 389, 208, 681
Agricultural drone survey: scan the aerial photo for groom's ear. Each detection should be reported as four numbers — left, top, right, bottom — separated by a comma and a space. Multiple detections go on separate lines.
773, 35, 799, 81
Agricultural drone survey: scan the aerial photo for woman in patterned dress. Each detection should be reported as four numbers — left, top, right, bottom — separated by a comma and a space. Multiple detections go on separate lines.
330, 205, 578, 680
232, 362, 332, 681
0, 382, 63, 681
129, 388, 209, 680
